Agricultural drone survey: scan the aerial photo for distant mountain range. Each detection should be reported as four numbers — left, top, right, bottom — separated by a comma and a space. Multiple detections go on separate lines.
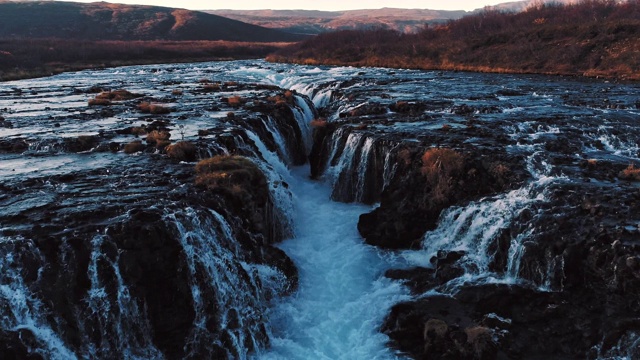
208, 0, 580, 34
0, 0, 583, 42
206, 8, 468, 34
0, 1, 306, 42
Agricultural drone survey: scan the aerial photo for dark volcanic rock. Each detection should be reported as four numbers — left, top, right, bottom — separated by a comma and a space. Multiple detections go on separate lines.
0, 82, 311, 359
108, 209, 196, 358
358, 150, 522, 249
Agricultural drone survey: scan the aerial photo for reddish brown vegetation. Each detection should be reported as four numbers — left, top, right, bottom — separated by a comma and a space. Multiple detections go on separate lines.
138, 102, 171, 114
0, 39, 291, 81
95, 89, 143, 101
88, 98, 112, 106
145, 130, 170, 145
166, 141, 197, 161
270, 0, 640, 80
195, 155, 265, 195
123, 140, 145, 154
619, 163, 640, 181
227, 96, 246, 108
421, 148, 465, 205
310, 118, 328, 128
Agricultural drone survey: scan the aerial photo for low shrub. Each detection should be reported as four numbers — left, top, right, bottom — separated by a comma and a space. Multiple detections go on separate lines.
88, 98, 112, 106
138, 102, 171, 114
619, 163, 640, 181
146, 130, 170, 145
166, 141, 197, 161
123, 140, 145, 154
96, 89, 143, 101
310, 118, 328, 128
203, 83, 220, 92
227, 95, 246, 108
172, 89, 183, 96
464, 326, 495, 358
421, 148, 465, 204
65, 135, 98, 152
195, 155, 265, 194
130, 126, 147, 136
155, 139, 171, 149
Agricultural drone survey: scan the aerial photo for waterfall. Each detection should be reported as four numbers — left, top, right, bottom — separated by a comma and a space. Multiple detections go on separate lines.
354, 137, 374, 202
406, 146, 564, 292
168, 208, 279, 359
324, 131, 365, 201
85, 234, 162, 359
257, 168, 410, 360
260, 115, 291, 163
292, 95, 315, 153
245, 129, 295, 238
0, 237, 77, 360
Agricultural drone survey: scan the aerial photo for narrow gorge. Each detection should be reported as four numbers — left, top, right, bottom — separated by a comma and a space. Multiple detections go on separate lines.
1, 60, 640, 359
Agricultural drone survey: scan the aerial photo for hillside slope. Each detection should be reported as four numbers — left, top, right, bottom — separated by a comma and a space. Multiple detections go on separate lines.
269, 1, 640, 80
0, 1, 305, 42
208, 8, 468, 34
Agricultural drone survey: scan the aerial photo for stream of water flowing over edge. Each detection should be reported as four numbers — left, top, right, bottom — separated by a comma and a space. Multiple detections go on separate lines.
1, 60, 640, 359
256, 166, 410, 360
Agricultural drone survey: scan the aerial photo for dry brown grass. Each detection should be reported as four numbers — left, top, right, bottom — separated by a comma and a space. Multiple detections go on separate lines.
195, 155, 264, 193
130, 126, 147, 136
227, 95, 246, 108
166, 141, 197, 161
88, 98, 112, 106
464, 326, 495, 358
421, 148, 465, 205
123, 140, 145, 154
310, 118, 328, 128
203, 83, 221, 92
619, 163, 640, 181
95, 89, 143, 101
138, 102, 171, 114
145, 130, 170, 144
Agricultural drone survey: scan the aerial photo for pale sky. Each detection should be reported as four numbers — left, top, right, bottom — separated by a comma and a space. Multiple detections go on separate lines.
64, 0, 512, 11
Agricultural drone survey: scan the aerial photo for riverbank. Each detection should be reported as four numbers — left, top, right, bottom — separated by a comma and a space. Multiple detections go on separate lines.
267, 1, 640, 81
0, 40, 291, 82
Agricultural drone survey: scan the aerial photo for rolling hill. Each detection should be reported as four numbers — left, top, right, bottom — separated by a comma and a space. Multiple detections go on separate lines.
207, 8, 468, 34
208, 1, 585, 34
0, 1, 306, 42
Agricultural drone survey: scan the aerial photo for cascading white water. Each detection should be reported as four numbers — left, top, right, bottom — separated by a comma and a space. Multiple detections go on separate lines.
256, 167, 409, 360
402, 143, 564, 293
324, 132, 364, 191
168, 207, 280, 359
85, 234, 162, 359
292, 95, 315, 152
260, 116, 291, 162
354, 137, 374, 202
594, 332, 640, 360
0, 237, 77, 360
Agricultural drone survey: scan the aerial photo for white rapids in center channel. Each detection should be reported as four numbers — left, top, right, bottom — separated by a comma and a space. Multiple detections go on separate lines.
257, 167, 410, 360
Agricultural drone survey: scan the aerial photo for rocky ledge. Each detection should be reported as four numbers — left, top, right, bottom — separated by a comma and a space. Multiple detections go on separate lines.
307, 74, 640, 359
0, 81, 312, 359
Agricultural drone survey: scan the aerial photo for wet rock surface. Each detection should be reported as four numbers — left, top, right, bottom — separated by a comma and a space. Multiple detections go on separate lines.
0, 64, 315, 359
2, 60, 640, 359
306, 69, 640, 358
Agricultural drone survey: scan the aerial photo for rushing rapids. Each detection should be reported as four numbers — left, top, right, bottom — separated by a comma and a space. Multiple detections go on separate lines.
1, 60, 640, 359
